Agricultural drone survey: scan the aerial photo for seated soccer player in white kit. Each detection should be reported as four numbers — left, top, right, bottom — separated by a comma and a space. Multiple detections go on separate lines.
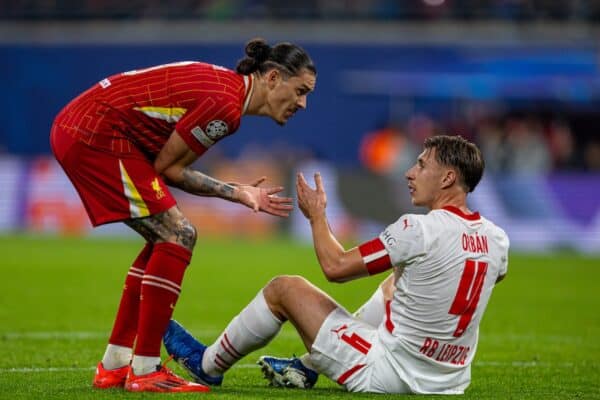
163, 135, 509, 394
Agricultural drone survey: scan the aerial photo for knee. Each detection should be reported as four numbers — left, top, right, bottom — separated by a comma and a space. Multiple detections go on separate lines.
263, 275, 308, 303
173, 218, 197, 251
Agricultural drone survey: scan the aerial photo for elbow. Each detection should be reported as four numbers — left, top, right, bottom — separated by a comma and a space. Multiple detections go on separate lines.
495, 273, 506, 284
153, 156, 170, 175
159, 164, 182, 186
322, 261, 348, 283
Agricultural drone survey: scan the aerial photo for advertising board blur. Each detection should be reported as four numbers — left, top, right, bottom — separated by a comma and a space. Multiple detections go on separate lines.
1, 156, 598, 254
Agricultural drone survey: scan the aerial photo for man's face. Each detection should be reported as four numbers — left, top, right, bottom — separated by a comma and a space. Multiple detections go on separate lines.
266, 69, 316, 125
405, 147, 446, 208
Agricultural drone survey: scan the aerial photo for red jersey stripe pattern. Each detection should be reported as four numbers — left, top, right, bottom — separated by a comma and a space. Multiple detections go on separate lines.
358, 238, 393, 275
55, 62, 250, 159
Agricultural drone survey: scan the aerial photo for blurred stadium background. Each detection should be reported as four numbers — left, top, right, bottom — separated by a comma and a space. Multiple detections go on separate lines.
1, 1, 600, 253
1, 2, 600, 398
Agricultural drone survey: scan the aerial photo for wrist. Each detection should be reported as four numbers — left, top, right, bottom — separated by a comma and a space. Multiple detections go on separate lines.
309, 212, 327, 225
230, 185, 241, 202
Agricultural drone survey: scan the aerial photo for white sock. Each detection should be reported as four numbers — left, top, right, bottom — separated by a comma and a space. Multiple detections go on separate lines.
353, 286, 385, 327
299, 353, 317, 371
202, 289, 283, 376
101, 344, 132, 370
131, 355, 161, 376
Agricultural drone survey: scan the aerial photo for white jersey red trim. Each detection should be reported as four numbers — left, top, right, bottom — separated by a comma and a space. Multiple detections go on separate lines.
355, 207, 508, 394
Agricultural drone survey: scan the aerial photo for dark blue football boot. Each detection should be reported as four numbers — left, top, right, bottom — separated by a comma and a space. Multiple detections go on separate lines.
163, 320, 223, 386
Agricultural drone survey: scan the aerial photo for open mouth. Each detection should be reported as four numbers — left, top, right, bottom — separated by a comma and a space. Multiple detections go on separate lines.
285, 108, 298, 119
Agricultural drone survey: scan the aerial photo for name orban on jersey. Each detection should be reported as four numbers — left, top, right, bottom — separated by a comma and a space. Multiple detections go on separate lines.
461, 233, 488, 254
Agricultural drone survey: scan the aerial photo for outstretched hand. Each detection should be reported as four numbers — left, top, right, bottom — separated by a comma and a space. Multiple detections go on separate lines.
234, 176, 294, 218
296, 172, 327, 221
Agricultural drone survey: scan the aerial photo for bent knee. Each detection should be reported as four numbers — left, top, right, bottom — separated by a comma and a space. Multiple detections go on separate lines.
172, 218, 197, 250
264, 275, 308, 298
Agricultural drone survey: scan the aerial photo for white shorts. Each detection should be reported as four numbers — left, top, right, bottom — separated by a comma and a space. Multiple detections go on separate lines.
309, 308, 411, 393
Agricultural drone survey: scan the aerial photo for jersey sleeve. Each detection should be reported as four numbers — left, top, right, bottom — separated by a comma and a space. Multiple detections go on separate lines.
496, 227, 510, 277
175, 97, 241, 156
358, 214, 427, 275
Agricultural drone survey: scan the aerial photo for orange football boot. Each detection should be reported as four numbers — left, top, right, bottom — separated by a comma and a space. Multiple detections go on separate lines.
93, 362, 130, 389
124, 360, 210, 393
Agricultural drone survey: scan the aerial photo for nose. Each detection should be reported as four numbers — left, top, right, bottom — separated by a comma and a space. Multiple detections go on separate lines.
297, 95, 307, 109
405, 165, 415, 180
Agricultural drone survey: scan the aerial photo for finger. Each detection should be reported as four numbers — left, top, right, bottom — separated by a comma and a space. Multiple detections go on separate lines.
314, 172, 324, 192
266, 186, 285, 195
251, 176, 267, 187
268, 196, 293, 204
297, 172, 308, 188
269, 203, 294, 211
266, 209, 290, 218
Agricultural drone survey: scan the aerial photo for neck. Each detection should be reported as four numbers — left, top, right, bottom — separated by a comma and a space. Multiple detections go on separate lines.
244, 72, 269, 116
430, 190, 470, 214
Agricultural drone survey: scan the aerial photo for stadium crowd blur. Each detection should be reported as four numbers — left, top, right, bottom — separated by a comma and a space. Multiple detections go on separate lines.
360, 112, 600, 178
1, 0, 599, 253
2, 0, 599, 177
2, 0, 600, 20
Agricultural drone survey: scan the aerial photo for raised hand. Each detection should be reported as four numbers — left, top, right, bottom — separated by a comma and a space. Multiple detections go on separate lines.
296, 172, 327, 221
234, 177, 294, 218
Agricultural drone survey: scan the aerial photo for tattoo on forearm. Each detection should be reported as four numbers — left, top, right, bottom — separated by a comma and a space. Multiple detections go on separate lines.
180, 168, 236, 199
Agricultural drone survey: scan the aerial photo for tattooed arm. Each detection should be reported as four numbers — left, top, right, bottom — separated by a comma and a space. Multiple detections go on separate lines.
154, 130, 293, 217
177, 168, 236, 199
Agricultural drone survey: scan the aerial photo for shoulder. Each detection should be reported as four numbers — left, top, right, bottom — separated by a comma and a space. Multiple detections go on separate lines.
480, 216, 510, 249
383, 213, 427, 243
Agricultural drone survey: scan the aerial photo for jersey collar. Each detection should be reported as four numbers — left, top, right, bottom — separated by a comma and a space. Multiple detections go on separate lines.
442, 205, 481, 221
242, 74, 254, 114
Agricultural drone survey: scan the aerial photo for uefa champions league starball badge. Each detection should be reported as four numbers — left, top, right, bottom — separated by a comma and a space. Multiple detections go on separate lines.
206, 120, 228, 140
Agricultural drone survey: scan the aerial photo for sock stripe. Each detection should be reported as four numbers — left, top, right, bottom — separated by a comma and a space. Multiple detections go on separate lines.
143, 274, 182, 291
222, 334, 244, 358
128, 272, 144, 279
141, 280, 180, 296
214, 354, 231, 370
130, 267, 145, 274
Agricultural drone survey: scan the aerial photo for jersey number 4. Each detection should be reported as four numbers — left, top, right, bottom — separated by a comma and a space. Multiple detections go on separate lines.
449, 259, 488, 337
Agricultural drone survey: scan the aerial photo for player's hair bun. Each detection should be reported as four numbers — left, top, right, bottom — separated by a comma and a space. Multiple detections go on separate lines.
245, 38, 271, 63
236, 38, 316, 77
236, 38, 271, 74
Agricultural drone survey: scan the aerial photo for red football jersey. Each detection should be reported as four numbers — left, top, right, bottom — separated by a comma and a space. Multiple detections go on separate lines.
54, 61, 253, 159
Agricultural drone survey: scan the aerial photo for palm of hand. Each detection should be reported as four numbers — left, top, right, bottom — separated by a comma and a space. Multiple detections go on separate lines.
237, 184, 293, 218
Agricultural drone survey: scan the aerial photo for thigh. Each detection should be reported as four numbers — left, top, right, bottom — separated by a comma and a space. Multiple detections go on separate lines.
310, 308, 380, 392
55, 135, 176, 226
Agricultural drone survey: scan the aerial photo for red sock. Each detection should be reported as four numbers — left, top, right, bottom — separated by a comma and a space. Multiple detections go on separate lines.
108, 242, 153, 348
134, 242, 191, 357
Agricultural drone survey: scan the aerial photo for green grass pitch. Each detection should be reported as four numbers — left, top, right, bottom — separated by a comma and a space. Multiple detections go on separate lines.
0, 235, 599, 399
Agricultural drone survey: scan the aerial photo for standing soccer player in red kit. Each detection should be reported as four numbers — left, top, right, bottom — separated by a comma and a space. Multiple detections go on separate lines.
49, 38, 316, 393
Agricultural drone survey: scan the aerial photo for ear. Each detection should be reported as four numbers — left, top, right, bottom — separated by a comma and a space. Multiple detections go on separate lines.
265, 69, 280, 89
441, 169, 456, 189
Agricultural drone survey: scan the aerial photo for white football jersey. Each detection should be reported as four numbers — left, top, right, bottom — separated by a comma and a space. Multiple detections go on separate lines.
359, 206, 509, 394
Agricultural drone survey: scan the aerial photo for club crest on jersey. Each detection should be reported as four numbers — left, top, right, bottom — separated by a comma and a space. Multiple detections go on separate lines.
151, 178, 165, 200
206, 120, 229, 140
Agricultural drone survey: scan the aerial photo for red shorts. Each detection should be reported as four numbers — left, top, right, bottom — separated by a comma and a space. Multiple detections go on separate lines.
50, 124, 177, 227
